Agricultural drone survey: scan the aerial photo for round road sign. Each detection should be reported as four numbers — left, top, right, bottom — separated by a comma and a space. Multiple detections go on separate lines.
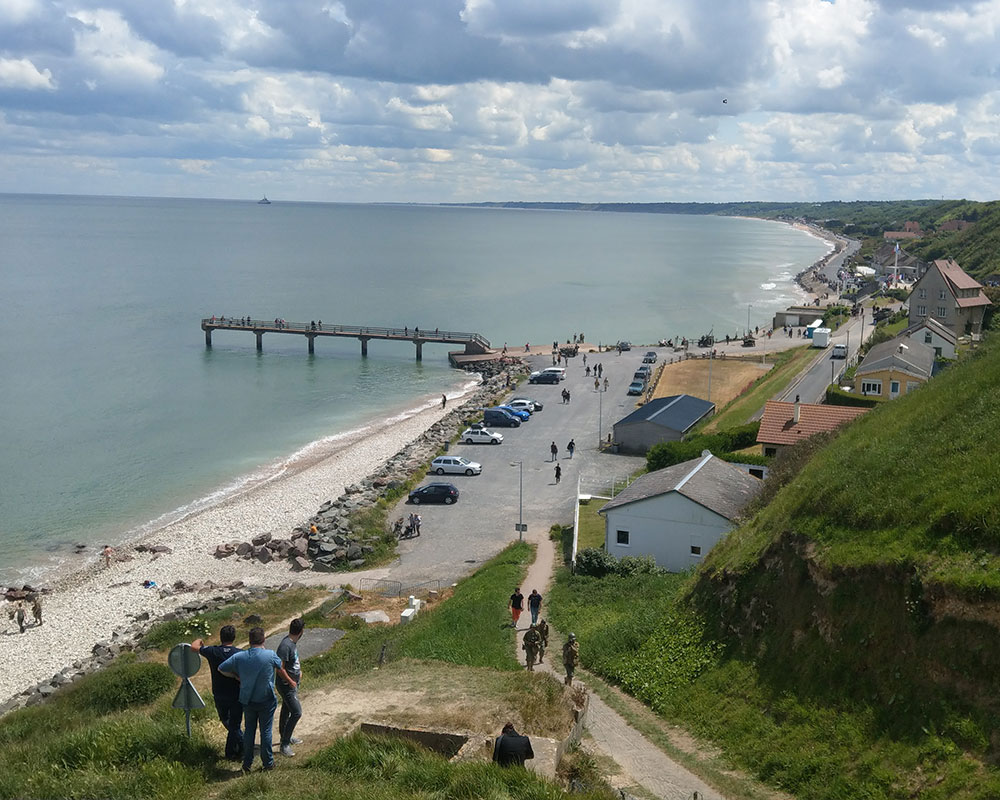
168, 643, 202, 678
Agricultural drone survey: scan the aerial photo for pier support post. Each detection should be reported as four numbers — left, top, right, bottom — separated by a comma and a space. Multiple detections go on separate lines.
415, 340, 423, 361
307, 334, 316, 355
256, 331, 263, 351
204, 328, 212, 348
360, 337, 369, 357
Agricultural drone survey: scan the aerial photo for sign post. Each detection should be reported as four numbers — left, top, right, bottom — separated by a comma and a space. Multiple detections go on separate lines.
168, 643, 205, 737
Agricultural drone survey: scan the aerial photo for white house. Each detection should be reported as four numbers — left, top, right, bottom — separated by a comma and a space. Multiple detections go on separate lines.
903, 316, 957, 359
598, 452, 762, 572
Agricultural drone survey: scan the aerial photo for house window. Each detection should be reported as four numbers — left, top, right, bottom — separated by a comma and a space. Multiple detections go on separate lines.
861, 379, 882, 395
916, 305, 926, 316
763, 446, 777, 457
907, 381, 920, 392
937, 306, 947, 318
918, 288, 926, 299
890, 380, 900, 397
924, 332, 933, 344
690, 545, 702, 556
616, 530, 630, 546
749, 467, 765, 479
939, 289, 947, 300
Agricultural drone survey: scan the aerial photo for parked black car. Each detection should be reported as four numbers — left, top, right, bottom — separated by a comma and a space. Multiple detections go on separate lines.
528, 371, 560, 384
408, 483, 459, 505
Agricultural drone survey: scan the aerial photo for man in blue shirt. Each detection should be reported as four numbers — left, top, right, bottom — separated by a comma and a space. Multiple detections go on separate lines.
192, 625, 243, 761
219, 627, 297, 773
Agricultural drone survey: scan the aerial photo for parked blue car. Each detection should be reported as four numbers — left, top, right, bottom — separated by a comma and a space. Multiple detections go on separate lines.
498, 404, 531, 421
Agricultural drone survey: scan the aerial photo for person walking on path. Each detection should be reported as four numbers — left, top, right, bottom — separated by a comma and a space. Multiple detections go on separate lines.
536, 619, 549, 663
276, 619, 305, 757
192, 625, 244, 762
508, 588, 524, 628
598, 363, 603, 378
603, 377, 609, 392
563, 633, 580, 686
522, 625, 541, 671
550, 441, 558, 461
31, 596, 42, 627
219, 627, 297, 774
554, 463, 562, 484
567, 439, 575, 459
492, 722, 534, 767
582, 353, 587, 366
527, 589, 543, 625
594, 377, 600, 392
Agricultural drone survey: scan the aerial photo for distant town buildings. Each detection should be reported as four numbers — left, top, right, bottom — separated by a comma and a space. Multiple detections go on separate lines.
907, 259, 991, 335
884, 221, 924, 240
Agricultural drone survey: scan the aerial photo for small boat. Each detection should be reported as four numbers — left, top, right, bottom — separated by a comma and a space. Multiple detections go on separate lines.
258, 196, 271, 205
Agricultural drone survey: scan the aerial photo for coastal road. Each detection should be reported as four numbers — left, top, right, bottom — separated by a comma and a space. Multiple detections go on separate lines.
374, 348, 650, 587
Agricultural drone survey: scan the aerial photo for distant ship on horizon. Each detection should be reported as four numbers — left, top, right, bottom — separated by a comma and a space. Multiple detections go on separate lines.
258, 196, 271, 205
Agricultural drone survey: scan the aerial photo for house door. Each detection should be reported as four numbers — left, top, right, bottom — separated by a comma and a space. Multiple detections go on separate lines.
890, 380, 900, 399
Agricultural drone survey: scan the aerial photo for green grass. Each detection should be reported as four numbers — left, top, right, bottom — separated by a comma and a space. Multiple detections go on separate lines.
709, 336, 1000, 584
309, 541, 533, 679
141, 587, 325, 651
704, 346, 815, 431
548, 566, 1000, 800
576, 499, 607, 551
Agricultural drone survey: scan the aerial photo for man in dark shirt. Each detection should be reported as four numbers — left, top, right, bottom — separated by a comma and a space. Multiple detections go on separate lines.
508, 588, 524, 628
192, 625, 243, 761
492, 722, 534, 767
276, 618, 305, 757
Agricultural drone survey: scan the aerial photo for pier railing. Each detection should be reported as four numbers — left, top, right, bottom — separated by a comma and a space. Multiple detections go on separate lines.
200, 317, 492, 361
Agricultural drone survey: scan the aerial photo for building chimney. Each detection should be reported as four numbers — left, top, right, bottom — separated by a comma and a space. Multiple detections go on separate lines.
793, 400, 801, 424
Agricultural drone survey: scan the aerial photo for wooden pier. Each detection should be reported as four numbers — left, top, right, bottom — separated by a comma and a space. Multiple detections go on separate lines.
201, 318, 493, 365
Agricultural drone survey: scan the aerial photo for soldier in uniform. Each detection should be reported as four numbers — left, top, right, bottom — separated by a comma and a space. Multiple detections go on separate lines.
31, 596, 42, 627
522, 624, 541, 671
562, 633, 580, 686
536, 619, 549, 663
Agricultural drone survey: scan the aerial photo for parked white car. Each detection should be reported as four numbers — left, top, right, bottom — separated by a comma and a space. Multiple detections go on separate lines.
430, 456, 482, 476
460, 427, 504, 445
510, 396, 544, 411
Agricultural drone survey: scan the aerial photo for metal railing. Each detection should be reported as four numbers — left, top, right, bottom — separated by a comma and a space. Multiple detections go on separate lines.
201, 317, 489, 346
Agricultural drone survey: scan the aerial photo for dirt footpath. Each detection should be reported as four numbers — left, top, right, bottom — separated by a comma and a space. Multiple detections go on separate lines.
651, 358, 771, 409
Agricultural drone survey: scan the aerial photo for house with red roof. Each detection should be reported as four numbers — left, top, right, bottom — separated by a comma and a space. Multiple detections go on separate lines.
907, 259, 991, 335
757, 400, 869, 457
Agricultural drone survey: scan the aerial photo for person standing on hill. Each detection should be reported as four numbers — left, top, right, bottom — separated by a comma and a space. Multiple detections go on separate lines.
276, 619, 305, 757
563, 633, 580, 686
508, 588, 524, 628
192, 626, 244, 762
219, 627, 297, 774
527, 589, 543, 625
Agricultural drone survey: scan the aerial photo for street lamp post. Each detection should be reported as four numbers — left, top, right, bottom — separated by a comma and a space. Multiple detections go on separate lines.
747, 303, 752, 336
510, 461, 523, 541
598, 385, 603, 448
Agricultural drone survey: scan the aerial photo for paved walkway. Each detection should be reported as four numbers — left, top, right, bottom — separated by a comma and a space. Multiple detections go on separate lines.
516, 522, 724, 800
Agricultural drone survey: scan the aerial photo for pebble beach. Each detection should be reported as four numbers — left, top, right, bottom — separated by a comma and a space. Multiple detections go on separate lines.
0, 397, 459, 705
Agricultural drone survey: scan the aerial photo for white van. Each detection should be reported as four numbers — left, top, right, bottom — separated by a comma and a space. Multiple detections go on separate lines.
540, 367, 566, 380
831, 344, 848, 359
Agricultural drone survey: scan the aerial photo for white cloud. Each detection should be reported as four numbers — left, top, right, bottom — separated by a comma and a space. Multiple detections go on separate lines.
69, 9, 165, 86
0, 57, 54, 89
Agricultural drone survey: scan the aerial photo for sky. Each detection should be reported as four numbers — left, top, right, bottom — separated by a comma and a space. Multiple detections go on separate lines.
1, 0, 999, 203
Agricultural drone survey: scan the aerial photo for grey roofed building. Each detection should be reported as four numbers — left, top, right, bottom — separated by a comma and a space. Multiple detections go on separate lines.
613, 394, 715, 454
600, 451, 762, 521
856, 335, 935, 381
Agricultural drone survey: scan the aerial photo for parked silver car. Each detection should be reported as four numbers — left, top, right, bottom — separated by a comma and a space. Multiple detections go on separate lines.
430, 456, 482, 476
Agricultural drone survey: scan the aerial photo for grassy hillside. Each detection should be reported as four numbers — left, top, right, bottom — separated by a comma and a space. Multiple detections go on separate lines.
907, 201, 1000, 281
707, 337, 1000, 590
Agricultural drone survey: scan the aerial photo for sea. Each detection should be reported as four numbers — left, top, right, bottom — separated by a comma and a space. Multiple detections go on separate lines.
0, 194, 830, 585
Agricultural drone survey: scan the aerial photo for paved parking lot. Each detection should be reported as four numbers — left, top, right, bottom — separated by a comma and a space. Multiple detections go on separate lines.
376, 347, 652, 586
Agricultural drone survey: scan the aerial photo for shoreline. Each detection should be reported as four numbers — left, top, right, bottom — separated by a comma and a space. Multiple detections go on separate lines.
0, 375, 485, 704
2, 374, 480, 591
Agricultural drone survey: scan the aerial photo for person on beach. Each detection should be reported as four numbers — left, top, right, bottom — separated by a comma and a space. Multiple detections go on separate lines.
522, 625, 541, 671
527, 589, 542, 625
441, 393, 447, 409
31, 596, 42, 627
102, 545, 113, 568
554, 463, 561, 484
550, 442, 558, 461
192, 626, 244, 761
493, 722, 534, 767
508, 588, 524, 628
219, 627, 297, 774
14, 602, 26, 634
567, 439, 575, 459
563, 633, 580, 686
276, 619, 305, 758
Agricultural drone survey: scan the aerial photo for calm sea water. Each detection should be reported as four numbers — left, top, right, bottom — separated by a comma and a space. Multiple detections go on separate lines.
0, 195, 829, 584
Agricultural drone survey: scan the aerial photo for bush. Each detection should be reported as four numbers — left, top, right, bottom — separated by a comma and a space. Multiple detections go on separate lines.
69, 659, 174, 715
825, 385, 885, 407
574, 547, 619, 577
616, 555, 660, 576
646, 422, 761, 471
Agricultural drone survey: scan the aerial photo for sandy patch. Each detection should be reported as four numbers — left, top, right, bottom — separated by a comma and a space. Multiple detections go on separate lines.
649, 358, 771, 410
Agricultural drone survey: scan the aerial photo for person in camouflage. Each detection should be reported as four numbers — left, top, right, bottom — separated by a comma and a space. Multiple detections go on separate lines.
536, 619, 549, 664
522, 625, 541, 671
562, 633, 580, 686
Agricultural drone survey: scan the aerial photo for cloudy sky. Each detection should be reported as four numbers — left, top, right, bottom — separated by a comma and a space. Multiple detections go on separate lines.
1, 0, 999, 202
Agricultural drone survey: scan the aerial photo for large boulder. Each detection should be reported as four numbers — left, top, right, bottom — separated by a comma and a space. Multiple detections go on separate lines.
251, 533, 272, 547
